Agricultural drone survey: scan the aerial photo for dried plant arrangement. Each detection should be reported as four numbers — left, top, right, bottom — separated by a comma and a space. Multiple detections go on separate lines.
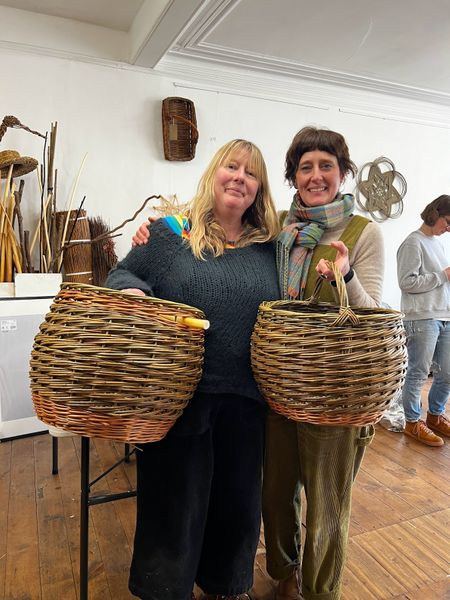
0, 114, 183, 289
0, 152, 39, 281
0, 115, 91, 283
0, 116, 44, 282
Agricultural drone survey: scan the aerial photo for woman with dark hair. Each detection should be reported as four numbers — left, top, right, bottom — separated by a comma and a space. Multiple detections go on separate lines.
397, 195, 450, 447
263, 126, 384, 600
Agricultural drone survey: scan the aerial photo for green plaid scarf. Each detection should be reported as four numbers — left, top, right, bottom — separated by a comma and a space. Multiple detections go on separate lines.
276, 193, 355, 299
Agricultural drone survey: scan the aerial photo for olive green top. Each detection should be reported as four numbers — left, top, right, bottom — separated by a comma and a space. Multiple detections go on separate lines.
303, 215, 370, 302
278, 212, 384, 307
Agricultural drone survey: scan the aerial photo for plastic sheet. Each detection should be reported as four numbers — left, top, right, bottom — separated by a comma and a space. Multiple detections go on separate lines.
379, 390, 405, 431
378, 301, 406, 432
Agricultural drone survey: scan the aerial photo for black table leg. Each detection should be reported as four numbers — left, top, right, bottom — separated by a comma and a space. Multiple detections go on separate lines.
125, 443, 131, 462
52, 436, 59, 474
80, 436, 90, 600
78, 437, 136, 599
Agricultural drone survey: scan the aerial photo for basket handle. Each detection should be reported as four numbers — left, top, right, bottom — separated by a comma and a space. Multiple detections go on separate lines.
309, 260, 360, 327
163, 314, 210, 330
166, 114, 199, 143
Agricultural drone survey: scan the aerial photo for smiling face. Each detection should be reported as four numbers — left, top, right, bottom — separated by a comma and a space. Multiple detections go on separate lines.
295, 150, 343, 207
213, 151, 260, 219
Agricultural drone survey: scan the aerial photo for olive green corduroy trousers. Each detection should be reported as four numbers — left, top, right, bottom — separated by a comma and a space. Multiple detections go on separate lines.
262, 410, 374, 600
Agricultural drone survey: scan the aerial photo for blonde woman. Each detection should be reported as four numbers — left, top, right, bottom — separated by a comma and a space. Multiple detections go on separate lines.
107, 139, 280, 600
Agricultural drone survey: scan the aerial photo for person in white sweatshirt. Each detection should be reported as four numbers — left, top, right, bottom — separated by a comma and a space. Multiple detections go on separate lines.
397, 195, 450, 446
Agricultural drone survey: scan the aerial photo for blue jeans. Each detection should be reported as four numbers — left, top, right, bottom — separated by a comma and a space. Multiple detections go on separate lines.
401, 319, 450, 422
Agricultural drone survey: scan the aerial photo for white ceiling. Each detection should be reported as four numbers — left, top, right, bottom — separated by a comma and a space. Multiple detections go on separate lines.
0, 0, 145, 31
1, 0, 450, 105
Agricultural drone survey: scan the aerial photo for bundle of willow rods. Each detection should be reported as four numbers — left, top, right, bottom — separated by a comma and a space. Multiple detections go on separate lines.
0, 115, 45, 279
0, 170, 22, 282
56, 208, 92, 284
38, 121, 58, 273
88, 216, 117, 286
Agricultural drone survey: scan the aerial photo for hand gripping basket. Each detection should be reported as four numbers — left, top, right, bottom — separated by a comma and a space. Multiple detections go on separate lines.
251, 262, 407, 426
30, 283, 207, 443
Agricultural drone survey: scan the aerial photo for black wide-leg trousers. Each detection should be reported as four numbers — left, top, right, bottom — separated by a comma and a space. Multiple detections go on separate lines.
129, 391, 266, 600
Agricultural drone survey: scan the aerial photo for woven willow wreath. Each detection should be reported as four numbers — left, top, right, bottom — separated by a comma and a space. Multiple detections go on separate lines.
355, 156, 407, 223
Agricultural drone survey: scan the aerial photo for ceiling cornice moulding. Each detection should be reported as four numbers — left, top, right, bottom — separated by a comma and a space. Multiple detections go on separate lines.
157, 55, 450, 128
169, 43, 450, 108
170, 0, 450, 108
1, 38, 450, 130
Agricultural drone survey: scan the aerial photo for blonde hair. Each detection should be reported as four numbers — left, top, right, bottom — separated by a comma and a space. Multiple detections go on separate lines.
187, 139, 280, 259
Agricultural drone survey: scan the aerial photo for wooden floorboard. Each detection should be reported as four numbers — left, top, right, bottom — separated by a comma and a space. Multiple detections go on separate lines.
56, 436, 89, 600
343, 541, 408, 599
34, 435, 76, 600
1, 386, 449, 600
0, 439, 11, 600
4, 438, 41, 600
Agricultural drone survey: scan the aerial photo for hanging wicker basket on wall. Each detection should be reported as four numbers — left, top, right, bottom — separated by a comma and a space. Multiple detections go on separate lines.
251, 262, 407, 427
162, 97, 198, 161
30, 283, 207, 443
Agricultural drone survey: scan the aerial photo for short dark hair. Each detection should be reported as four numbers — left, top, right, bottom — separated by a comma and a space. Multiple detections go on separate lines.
284, 126, 357, 187
420, 195, 450, 226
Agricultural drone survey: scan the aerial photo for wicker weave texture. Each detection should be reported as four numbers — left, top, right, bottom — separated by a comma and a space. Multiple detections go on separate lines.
162, 97, 198, 161
30, 284, 206, 442
251, 267, 407, 426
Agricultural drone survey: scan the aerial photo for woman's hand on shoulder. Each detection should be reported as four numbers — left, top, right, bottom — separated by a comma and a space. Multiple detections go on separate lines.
121, 288, 146, 296
316, 241, 350, 280
445, 266, 450, 281
131, 217, 155, 247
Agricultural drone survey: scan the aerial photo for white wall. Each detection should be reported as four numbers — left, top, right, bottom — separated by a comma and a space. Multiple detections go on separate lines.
1, 47, 449, 309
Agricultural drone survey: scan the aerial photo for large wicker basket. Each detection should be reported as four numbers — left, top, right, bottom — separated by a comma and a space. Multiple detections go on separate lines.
251, 263, 407, 426
30, 283, 207, 442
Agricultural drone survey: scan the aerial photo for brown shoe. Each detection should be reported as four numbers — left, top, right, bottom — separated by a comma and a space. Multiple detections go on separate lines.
404, 420, 444, 447
426, 413, 450, 437
276, 571, 301, 600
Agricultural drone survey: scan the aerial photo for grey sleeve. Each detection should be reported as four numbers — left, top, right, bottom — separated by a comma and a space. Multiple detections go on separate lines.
397, 239, 447, 293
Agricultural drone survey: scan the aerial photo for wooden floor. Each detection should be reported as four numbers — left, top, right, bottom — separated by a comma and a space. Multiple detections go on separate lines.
1, 389, 449, 600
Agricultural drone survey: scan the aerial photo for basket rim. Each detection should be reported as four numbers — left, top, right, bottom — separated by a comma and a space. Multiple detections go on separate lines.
258, 299, 404, 321
59, 282, 205, 317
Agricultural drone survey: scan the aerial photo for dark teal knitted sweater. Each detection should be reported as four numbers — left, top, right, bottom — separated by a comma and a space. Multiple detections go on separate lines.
106, 219, 280, 401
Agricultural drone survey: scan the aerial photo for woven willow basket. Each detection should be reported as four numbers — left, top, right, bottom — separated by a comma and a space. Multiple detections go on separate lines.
30, 283, 207, 443
251, 263, 407, 426
162, 97, 198, 161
